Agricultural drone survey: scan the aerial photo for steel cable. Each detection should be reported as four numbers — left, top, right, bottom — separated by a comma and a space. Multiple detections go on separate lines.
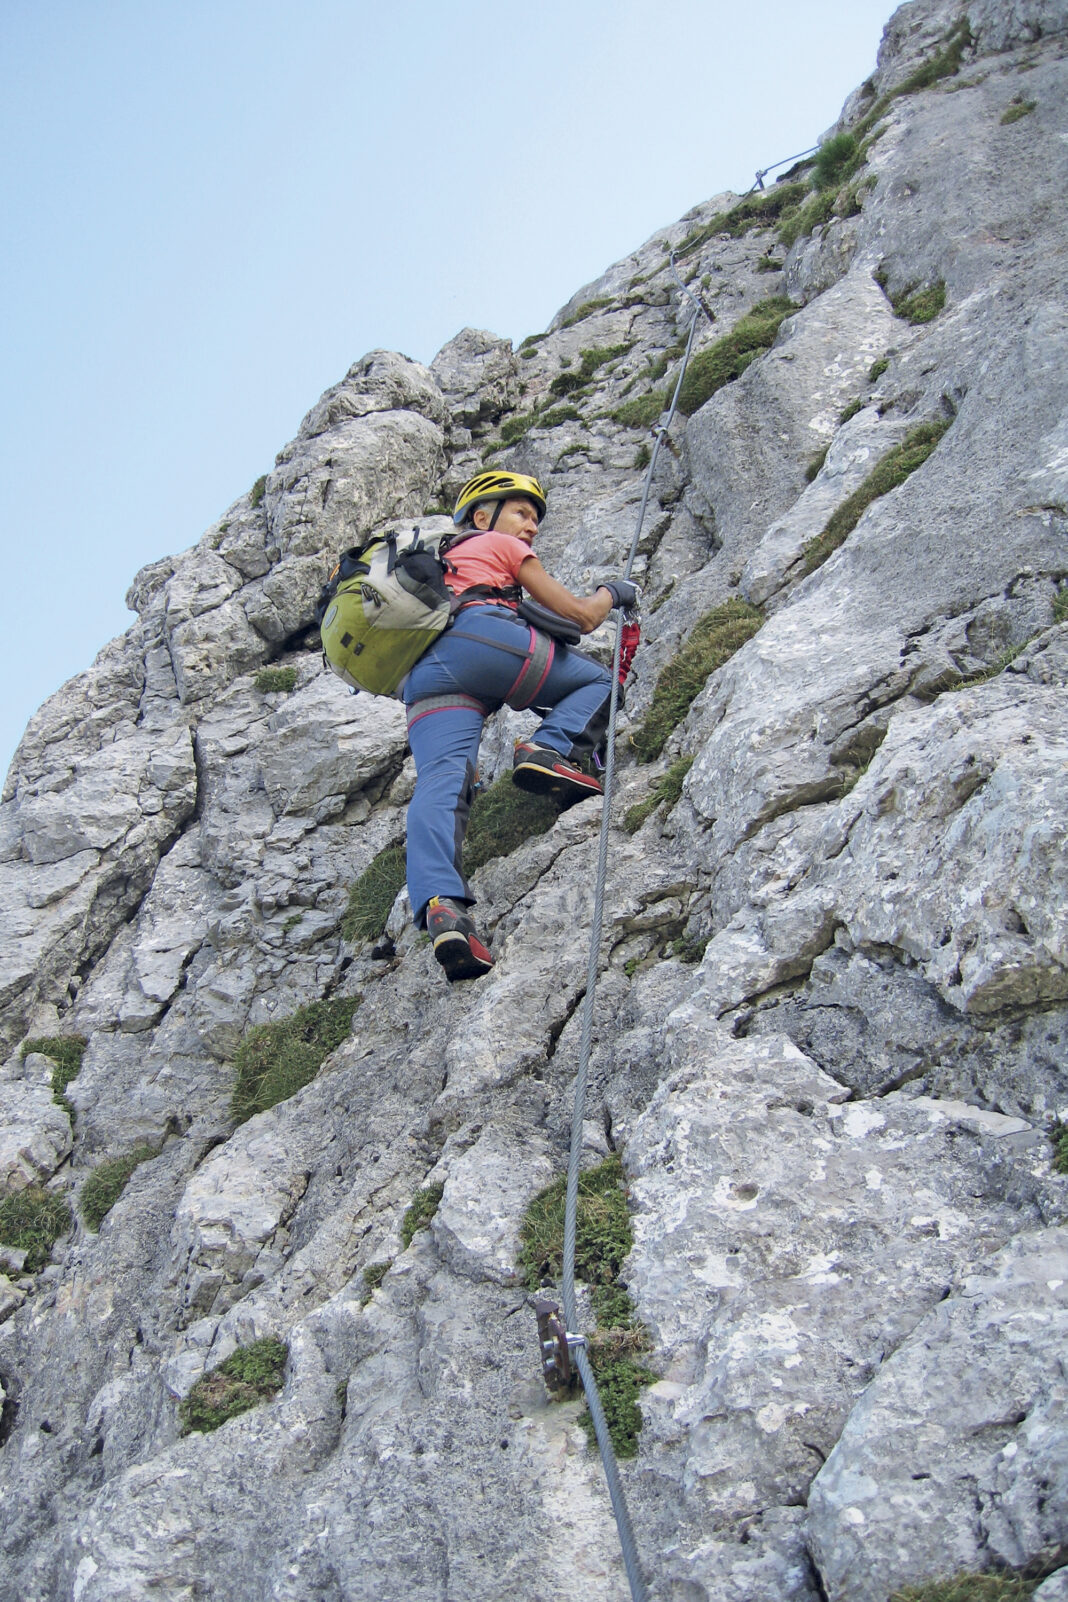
559, 260, 712, 1602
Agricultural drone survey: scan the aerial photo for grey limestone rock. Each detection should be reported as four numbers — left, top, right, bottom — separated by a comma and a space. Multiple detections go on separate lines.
1, 5, 1067, 1599
806, 1227, 1068, 1601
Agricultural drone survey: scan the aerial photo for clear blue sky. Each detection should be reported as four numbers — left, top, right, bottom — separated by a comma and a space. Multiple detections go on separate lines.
1, 0, 893, 780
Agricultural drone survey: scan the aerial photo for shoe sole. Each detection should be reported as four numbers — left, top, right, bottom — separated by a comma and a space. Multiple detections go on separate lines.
512, 760, 603, 807
432, 930, 493, 981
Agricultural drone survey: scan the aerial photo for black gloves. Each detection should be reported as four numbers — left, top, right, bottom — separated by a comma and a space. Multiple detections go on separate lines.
600, 579, 640, 612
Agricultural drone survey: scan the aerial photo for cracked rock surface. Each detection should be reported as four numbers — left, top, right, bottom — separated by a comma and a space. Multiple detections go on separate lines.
1, 3, 1067, 1598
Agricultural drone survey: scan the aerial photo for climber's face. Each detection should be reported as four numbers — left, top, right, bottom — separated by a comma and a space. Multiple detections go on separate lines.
472, 497, 541, 544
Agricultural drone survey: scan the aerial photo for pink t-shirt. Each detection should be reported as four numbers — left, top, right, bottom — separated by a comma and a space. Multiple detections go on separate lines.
444, 532, 532, 600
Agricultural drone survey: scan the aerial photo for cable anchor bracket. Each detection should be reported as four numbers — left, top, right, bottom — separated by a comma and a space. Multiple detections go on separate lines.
534, 1297, 586, 1395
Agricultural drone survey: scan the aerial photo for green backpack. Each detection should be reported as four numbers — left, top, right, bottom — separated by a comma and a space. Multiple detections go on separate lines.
316, 522, 457, 696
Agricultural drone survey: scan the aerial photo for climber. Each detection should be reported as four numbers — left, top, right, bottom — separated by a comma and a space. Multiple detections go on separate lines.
403, 469, 638, 982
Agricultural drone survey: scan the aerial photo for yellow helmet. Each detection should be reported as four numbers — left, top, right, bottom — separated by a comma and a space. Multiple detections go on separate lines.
452, 471, 547, 527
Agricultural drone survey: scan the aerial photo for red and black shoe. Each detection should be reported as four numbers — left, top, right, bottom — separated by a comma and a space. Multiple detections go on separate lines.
512, 741, 604, 807
425, 896, 494, 982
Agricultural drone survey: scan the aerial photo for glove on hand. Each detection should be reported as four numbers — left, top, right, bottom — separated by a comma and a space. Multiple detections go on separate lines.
601, 579, 640, 612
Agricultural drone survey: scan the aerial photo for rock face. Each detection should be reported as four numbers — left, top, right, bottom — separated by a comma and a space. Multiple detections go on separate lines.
1, 4, 1067, 1599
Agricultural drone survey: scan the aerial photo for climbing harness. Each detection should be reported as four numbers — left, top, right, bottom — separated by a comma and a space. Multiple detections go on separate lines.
533, 258, 715, 1602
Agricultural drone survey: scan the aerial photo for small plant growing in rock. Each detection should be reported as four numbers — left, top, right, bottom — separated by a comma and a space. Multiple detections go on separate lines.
21, 1035, 88, 1118
801, 418, 952, 575
869, 356, 890, 382
623, 756, 695, 834
1053, 585, 1068, 625
230, 996, 361, 1124
360, 1259, 393, 1303
1050, 1120, 1068, 1174
178, 1337, 288, 1435
0, 1187, 72, 1272
633, 443, 651, 471
561, 297, 614, 328
517, 1156, 653, 1458
1000, 97, 1036, 124
877, 270, 947, 325
840, 397, 865, 424
612, 390, 666, 430
80, 1145, 159, 1231
400, 1184, 444, 1248
813, 132, 860, 191
254, 666, 297, 694
631, 600, 764, 762
249, 475, 268, 509
676, 298, 794, 416
463, 772, 560, 874
805, 445, 831, 482
537, 405, 583, 430
342, 844, 407, 942
889, 1574, 1040, 1601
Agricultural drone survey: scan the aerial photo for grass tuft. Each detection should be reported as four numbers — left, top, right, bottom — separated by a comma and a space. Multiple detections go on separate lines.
814, 132, 861, 191
464, 774, 561, 875
230, 996, 361, 1125
612, 390, 666, 430
633, 443, 651, 471
890, 279, 946, 324
631, 600, 764, 762
869, 356, 890, 383
561, 297, 614, 329
400, 1184, 444, 1248
518, 1156, 632, 1294
1000, 97, 1036, 124
517, 1156, 653, 1458
889, 1576, 1038, 1601
675, 182, 809, 258
499, 410, 541, 446
254, 666, 297, 694
777, 188, 837, 249
806, 446, 830, 483
840, 398, 864, 424
537, 405, 583, 430
22, 1035, 88, 1117
250, 475, 268, 509
360, 1259, 393, 1302
0, 1187, 72, 1272
1050, 1121, 1068, 1174
1053, 585, 1068, 625
676, 298, 794, 416
178, 1337, 288, 1435
80, 1145, 158, 1231
801, 418, 952, 576
342, 845, 407, 942
623, 756, 695, 834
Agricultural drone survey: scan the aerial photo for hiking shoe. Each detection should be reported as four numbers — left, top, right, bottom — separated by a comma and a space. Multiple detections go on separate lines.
512, 741, 604, 807
425, 896, 493, 982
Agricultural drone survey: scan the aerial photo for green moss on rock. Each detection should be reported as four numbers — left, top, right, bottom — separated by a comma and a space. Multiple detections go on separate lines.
801, 418, 952, 576
230, 996, 361, 1125
0, 1187, 72, 1272
342, 844, 407, 942
179, 1337, 288, 1435
464, 774, 560, 875
631, 600, 764, 762
623, 756, 695, 834
254, 666, 297, 694
400, 1184, 444, 1248
676, 298, 794, 416
517, 1156, 653, 1458
22, 1035, 88, 1116
80, 1145, 159, 1231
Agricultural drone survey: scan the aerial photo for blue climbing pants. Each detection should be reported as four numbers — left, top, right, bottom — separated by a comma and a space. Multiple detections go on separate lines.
403, 605, 611, 925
